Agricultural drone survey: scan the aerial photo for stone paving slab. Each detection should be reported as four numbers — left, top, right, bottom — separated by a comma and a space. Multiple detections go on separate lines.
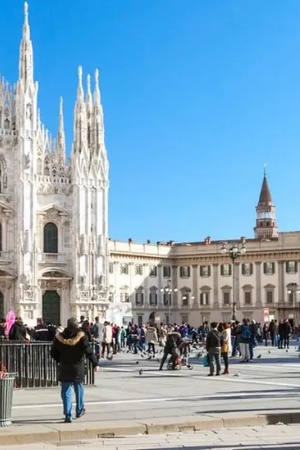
1, 425, 300, 449
1, 414, 300, 447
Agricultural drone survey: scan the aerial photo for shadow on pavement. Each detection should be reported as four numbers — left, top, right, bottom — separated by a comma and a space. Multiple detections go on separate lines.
133, 445, 300, 450
176, 391, 300, 402
13, 419, 65, 424
195, 407, 300, 414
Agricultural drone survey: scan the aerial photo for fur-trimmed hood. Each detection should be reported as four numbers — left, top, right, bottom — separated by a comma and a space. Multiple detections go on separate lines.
55, 330, 85, 346
168, 331, 181, 338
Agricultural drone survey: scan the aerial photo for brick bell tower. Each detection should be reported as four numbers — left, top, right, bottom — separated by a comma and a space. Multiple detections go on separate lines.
254, 167, 278, 239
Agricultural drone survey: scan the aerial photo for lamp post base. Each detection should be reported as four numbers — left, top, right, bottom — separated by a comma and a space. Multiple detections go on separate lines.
232, 303, 237, 322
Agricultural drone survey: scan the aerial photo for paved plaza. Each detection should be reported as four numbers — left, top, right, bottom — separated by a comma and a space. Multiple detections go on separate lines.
0, 344, 300, 449
11, 344, 300, 423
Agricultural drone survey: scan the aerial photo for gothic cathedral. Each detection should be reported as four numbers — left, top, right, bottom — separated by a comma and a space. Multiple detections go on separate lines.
0, 4, 109, 325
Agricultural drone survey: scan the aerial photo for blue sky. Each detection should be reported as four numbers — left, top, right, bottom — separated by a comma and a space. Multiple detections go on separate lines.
1, 0, 300, 243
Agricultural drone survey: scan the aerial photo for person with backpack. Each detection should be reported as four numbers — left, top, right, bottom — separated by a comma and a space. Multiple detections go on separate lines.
239, 318, 251, 362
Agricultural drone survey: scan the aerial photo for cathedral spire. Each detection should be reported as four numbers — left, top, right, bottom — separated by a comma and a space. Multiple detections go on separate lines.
77, 66, 84, 103
254, 168, 278, 239
19, 2, 34, 90
57, 97, 66, 163
93, 69, 104, 152
94, 69, 101, 108
86, 74, 93, 110
73, 66, 87, 153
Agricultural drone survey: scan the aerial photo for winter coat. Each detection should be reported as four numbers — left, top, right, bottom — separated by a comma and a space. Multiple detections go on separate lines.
221, 328, 232, 353
146, 327, 158, 344
283, 322, 292, 338
51, 328, 98, 383
92, 322, 103, 341
34, 324, 50, 341
206, 329, 221, 350
102, 324, 113, 344
239, 324, 251, 344
9, 321, 27, 341
164, 332, 181, 354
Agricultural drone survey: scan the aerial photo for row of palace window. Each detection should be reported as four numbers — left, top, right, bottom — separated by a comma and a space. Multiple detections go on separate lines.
132, 290, 277, 306
111, 262, 298, 277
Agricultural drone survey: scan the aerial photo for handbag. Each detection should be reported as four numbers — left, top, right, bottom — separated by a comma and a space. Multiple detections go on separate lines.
221, 343, 228, 353
203, 354, 209, 367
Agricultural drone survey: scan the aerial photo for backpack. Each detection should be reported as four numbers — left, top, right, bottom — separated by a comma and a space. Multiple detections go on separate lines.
241, 325, 251, 340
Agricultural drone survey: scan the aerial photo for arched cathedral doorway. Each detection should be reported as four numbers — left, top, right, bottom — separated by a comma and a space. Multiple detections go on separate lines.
42, 290, 60, 325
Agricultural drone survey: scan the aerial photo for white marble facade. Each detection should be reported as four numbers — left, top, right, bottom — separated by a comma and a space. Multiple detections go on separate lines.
0, 4, 109, 325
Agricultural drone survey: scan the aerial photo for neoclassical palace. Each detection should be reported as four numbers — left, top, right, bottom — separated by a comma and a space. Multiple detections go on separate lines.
1, 5, 299, 327
108, 139, 300, 326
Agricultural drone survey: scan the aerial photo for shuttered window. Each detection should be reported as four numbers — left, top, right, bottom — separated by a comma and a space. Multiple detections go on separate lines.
242, 263, 253, 276
200, 265, 211, 277
180, 266, 190, 278
263, 262, 275, 275
221, 264, 232, 276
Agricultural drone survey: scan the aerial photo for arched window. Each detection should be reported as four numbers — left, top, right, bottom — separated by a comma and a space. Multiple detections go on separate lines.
44, 222, 58, 253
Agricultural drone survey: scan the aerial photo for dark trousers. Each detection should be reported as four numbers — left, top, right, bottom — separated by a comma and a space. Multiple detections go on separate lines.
222, 352, 229, 370
148, 343, 155, 354
208, 347, 221, 375
101, 342, 111, 357
284, 336, 290, 349
160, 350, 176, 370
270, 333, 275, 346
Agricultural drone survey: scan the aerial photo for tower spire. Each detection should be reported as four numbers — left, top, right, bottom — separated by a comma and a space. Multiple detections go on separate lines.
254, 169, 278, 239
73, 66, 87, 153
57, 97, 66, 163
94, 69, 101, 107
93, 69, 104, 152
19, 2, 34, 90
77, 66, 84, 102
86, 74, 92, 109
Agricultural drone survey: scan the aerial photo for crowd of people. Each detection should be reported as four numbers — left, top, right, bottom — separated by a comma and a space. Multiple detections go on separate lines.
0, 315, 296, 378
0, 313, 296, 422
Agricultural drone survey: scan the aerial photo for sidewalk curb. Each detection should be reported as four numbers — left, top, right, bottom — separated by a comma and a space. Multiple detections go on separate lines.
1, 412, 300, 446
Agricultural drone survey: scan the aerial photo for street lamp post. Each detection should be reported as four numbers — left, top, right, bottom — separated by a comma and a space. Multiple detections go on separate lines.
287, 283, 299, 326
182, 292, 195, 324
221, 240, 246, 321
160, 279, 178, 325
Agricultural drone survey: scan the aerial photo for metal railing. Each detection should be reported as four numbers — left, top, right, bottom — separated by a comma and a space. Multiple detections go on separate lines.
0, 341, 95, 388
